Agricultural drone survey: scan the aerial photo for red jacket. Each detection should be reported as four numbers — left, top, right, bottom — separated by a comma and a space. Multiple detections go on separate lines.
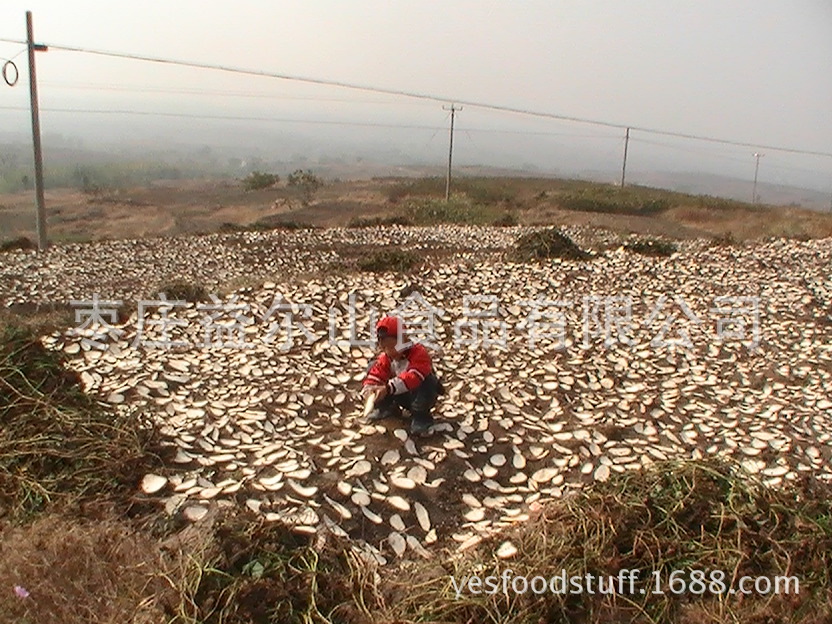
363, 343, 432, 395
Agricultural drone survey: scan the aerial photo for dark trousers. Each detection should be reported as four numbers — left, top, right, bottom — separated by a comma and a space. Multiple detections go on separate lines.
374, 372, 441, 416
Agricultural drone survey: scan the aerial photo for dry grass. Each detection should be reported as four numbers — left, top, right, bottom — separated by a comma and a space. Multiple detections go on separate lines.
0, 457, 830, 624
668, 204, 832, 240
4, 177, 831, 242
387, 461, 832, 624
0, 320, 162, 522
162, 510, 374, 624
0, 304, 77, 336
0, 515, 173, 624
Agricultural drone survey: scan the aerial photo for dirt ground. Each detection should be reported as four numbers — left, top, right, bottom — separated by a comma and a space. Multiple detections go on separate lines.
3, 176, 832, 245
0, 179, 390, 242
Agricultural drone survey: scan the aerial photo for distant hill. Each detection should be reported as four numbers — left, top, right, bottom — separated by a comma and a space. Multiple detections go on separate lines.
625, 170, 831, 213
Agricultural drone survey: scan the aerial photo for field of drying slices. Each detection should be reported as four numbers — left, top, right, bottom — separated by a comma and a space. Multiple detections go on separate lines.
2, 225, 831, 564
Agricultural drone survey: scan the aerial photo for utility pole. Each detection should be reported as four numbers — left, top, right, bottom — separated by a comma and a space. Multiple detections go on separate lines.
620, 127, 630, 188
443, 104, 461, 201
26, 11, 49, 251
752, 152, 764, 205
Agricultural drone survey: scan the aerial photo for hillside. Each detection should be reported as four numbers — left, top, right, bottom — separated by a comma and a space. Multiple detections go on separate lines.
1, 183, 831, 623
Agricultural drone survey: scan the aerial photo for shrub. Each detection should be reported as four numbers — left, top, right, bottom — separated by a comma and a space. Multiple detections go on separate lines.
459, 180, 515, 205
358, 249, 420, 273
242, 171, 279, 191
511, 227, 590, 262
287, 170, 323, 205
153, 281, 210, 302
219, 219, 318, 232
420, 460, 832, 624
624, 237, 678, 257
492, 212, 519, 227
0, 236, 36, 253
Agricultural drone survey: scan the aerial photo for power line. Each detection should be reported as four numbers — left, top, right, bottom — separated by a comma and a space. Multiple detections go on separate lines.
1, 35, 830, 159
630, 136, 752, 165
632, 137, 832, 177
0, 105, 445, 129
0, 104, 621, 139
39, 80, 409, 104
1, 44, 27, 62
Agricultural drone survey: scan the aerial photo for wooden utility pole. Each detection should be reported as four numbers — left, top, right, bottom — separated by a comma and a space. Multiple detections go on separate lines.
26, 11, 48, 251
752, 152, 764, 205
620, 127, 630, 188
443, 104, 461, 201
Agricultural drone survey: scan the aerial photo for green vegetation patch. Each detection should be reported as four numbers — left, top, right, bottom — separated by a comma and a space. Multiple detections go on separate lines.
406, 196, 501, 226
559, 190, 670, 216
387, 177, 517, 206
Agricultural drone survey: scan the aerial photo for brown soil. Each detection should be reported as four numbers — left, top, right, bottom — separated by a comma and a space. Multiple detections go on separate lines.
4, 177, 832, 245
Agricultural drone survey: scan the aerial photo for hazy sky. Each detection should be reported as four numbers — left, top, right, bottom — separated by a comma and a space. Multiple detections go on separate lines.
1, 1, 830, 188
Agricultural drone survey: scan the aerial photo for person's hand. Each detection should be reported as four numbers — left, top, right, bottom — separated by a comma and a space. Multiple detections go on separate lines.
362, 384, 386, 400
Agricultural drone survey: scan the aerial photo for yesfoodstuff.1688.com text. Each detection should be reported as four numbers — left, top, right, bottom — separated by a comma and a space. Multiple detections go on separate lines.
450, 569, 799, 599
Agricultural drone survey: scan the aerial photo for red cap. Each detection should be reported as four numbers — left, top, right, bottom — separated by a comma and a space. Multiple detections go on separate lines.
376, 315, 402, 340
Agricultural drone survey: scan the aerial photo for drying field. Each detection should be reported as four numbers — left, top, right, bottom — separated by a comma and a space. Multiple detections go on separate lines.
1, 224, 831, 623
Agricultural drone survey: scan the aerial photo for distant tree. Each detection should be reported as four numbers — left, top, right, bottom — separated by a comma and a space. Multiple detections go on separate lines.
0, 152, 19, 170
243, 171, 280, 191
287, 169, 323, 205
72, 165, 103, 195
